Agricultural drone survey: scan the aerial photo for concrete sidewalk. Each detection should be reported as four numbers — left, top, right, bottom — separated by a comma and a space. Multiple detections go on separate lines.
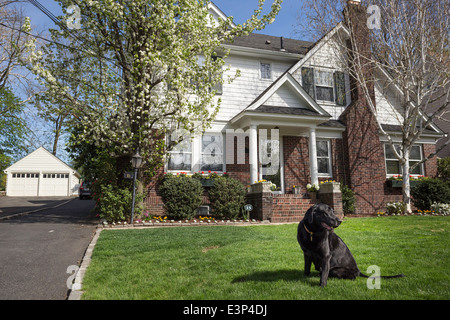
0, 196, 77, 220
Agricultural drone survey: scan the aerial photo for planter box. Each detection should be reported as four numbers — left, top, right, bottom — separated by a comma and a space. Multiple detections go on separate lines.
249, 182, 272, 193
308, 191, 317, 201
388, 180, 420, 188
318, 182, 340, 194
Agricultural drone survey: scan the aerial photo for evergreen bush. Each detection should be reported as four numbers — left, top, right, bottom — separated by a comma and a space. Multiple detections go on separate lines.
411, 178, 450, 210
209, 175, 246, 219
92, 182, 143, 223
159, 173, 203, 220
340, 184, 356, 214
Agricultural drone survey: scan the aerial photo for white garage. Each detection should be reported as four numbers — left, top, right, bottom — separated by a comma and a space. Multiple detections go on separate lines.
3, 147, 81, 197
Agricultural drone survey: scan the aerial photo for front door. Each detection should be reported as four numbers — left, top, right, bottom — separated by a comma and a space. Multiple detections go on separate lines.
259, 136, 283, 193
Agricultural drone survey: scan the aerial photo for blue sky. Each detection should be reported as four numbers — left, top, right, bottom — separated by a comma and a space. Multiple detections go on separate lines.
21, 0, 310, 40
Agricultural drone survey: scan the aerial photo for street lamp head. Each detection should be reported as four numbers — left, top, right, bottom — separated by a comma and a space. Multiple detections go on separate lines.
131, 148, 143, 169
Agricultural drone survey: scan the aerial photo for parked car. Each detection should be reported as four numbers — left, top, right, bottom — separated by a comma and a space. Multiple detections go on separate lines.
79, 181, 92, 199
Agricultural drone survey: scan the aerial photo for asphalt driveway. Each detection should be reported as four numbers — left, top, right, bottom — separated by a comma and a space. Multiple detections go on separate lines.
0, 196, 75, 219
0, 197, 98, 300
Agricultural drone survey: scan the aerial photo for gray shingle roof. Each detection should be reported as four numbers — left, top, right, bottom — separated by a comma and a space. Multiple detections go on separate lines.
254, 105, 321, 116
227, 33, 314, 55
381, 124, 441, 136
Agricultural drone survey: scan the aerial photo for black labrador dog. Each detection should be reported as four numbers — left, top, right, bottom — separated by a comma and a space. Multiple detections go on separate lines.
297, 203, 404, 287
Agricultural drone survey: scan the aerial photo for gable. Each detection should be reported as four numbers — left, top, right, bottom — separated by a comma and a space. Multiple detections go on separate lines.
264, 82, 311, 109
246, 72, 331, 117
207, 2, 236, 28
4, 147, 76, 173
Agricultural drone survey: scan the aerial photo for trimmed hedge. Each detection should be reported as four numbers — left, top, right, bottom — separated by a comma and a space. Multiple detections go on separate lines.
208, 175, 246, 219
159, 173, 203, 220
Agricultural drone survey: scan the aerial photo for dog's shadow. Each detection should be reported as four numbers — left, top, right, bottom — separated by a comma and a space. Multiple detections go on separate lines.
231, 269, 320, 287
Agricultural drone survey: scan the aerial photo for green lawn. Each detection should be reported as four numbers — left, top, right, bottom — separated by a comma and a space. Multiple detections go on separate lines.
81, 216, 449, 300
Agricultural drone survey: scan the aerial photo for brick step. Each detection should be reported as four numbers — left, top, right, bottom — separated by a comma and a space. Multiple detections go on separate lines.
271, 194, 313, 223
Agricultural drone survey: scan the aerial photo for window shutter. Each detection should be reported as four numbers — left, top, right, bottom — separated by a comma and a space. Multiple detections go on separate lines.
334, 71, 347, 106
301, 67, 315, 99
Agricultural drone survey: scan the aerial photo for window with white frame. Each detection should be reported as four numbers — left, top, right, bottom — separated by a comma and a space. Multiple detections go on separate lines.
301, 67, 347, 106
384, 144, 424, 176
314, 69, 334, 102
317, 140, 332, 176
260, 62, 272, 80
167, 134, 192, 172
166, 133, 225, 173
200, 134, 224, 172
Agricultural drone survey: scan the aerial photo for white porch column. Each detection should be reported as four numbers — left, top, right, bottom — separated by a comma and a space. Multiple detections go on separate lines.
308, 127, 319, 186
249, 124, 258, 184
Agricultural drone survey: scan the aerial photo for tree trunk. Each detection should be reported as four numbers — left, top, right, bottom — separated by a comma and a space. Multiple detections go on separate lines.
401, 149, 412, 214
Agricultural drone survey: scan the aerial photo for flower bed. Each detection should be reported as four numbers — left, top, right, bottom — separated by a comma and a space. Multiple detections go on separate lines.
101, 217, 267, 228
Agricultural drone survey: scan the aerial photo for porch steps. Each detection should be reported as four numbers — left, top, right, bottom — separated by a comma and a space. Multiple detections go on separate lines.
271, 194, 315, 223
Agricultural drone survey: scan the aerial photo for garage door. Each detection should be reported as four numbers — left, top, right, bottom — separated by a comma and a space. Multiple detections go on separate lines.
40, 173, 69, 196
8, 173, 39, 196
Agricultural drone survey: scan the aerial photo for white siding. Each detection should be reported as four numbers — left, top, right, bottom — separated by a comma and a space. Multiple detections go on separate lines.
264, 83, 309, 109
7, 148, 70, 173
215, 54, 293, 121
374, 77, 404, 125
290, 35, 352, 120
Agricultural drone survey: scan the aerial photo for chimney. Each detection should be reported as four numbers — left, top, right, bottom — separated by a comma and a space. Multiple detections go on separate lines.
343, 0, 374, 103
339, 0, 386, 215
280, 37, 286, 52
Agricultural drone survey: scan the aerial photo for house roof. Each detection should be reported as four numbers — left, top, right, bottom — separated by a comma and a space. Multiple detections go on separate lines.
381, 124, 443, 137
253, 105, 321, 116
228, 33, 314, 55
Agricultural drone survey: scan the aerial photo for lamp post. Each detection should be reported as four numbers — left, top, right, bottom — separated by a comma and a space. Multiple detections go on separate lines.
130, 148, 143, 224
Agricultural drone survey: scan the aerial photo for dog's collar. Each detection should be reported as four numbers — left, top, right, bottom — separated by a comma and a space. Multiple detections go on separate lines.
304, 223, 313, 242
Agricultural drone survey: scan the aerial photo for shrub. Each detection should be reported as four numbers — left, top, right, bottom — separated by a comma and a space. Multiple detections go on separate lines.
92, 183, 143, 223
386, 201, 407, 215
159, 173, 203, 220
340, 184, 355, 214
208, 175, 246, 219
411, 178, 450, 210
437, 157, 450, 181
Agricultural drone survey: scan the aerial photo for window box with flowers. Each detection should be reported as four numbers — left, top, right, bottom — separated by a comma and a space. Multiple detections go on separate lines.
387, 175, 426, 188
192, 171, 226, 187
318, 180, 340, 193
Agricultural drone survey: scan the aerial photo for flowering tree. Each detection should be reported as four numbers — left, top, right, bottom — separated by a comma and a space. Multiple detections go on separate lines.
25, 0, 282, 181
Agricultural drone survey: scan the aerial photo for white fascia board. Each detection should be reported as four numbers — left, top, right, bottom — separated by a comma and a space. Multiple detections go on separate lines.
224, 44, 303, 61
230, 109, 329, 127
207, 2, 236, 28
379, 133, 441, 145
